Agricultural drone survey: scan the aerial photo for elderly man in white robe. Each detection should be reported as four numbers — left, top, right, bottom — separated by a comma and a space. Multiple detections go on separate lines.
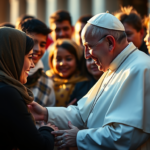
28, 12, 150, 150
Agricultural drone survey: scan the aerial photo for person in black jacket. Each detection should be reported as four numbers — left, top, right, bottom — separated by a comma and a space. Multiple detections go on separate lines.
0, 27, 57, 150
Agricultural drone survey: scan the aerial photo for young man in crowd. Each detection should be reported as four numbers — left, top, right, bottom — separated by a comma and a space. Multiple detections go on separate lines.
41, 10, 73, 72
114, 6, 149, 54
20, 18, 55, 107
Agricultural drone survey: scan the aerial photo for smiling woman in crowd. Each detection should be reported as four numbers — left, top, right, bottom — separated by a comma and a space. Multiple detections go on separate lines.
46, 39, 88, 107
0, 27, 57, 150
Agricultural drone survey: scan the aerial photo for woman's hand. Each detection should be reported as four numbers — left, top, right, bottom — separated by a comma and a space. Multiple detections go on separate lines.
28, 101, 48, 122
40, 122, 58, 131
51, 121, 79, 149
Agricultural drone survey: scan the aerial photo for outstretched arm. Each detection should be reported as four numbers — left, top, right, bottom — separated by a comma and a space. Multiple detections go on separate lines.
28, 101, 48, 122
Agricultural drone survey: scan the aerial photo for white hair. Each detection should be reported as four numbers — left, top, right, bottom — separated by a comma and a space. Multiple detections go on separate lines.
82, 23, 126, 43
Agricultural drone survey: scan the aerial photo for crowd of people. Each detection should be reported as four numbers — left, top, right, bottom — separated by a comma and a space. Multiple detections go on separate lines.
0, 5, 150, 150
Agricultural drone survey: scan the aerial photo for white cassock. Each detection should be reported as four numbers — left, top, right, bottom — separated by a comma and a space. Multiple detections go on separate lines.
47, 42, 150, 150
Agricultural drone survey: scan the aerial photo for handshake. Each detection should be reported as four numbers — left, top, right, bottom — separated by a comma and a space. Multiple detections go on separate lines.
29, 101, 79, 149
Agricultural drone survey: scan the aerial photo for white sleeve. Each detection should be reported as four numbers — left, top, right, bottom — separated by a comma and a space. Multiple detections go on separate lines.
77, 123, 150, 150
46, 105, 84, 130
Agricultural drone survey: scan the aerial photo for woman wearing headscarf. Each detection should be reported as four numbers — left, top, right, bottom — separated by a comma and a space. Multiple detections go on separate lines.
0, 27, 56, 150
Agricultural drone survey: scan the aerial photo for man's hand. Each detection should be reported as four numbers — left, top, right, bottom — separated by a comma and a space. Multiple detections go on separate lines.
28, 101, 48, 122
51, 121, 79, 149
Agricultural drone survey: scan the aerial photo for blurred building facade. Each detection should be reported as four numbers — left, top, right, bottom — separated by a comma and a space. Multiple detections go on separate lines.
0, 0, 149, 27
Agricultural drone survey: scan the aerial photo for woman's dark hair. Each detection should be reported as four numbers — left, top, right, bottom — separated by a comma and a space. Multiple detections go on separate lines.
25, 36, 34, 55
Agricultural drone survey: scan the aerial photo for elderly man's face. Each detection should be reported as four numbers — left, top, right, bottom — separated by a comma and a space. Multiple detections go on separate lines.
82, 24, 112, 72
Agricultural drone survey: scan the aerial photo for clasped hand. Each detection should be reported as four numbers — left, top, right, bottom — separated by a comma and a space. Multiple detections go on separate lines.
51, 121, 79, 149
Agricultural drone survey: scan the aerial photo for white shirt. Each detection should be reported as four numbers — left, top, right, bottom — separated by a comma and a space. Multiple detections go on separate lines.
47, 42, 150, 149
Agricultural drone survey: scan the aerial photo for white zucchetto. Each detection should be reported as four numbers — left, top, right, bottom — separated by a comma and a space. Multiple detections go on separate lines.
88, 12, 125, 31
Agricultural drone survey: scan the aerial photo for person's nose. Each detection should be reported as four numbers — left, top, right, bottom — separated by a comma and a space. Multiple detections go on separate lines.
31, 59, 35, 68
60, 59, 66, 66
59, 29, 65, 37
144, 34, 150, 43
144, 34, 148, 43
33, 43, 40, 52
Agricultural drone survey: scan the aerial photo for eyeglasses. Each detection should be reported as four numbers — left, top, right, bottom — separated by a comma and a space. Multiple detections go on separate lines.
87, 35, 107, 51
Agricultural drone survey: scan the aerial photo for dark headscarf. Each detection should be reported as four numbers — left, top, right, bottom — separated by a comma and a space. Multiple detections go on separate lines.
0, 27, 34, 105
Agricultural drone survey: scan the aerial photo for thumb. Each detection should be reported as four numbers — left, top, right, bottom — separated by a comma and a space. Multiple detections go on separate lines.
68, 121, 75, 129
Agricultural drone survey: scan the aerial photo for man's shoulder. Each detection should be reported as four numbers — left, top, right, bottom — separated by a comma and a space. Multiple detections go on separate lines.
129, 50, 150, 68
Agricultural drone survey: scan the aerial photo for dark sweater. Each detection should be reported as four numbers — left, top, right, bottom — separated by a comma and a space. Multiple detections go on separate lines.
139, 40, 149, 54
0, 82, 54, 150
69, 77, 97, 105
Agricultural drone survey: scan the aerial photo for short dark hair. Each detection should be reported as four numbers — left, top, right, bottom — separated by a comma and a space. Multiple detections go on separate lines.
16, 14, 35, 30
114, 6, 142, 32
21, 18, 51, 35
0, 22, 15, 28
49, 10, 72, 26
25, 35, 34, 55
76, 15, 92, 24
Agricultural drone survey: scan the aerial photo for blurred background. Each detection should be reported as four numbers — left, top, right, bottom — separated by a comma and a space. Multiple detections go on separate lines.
0, 0, 149, 26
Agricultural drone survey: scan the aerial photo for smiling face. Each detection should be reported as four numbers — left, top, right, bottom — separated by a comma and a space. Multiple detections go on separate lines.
123, 23, 143, 48
28, 32, 47, 64
50, 20, 73, 41
52, 47, 77, 78
82, 24, 114, 72
20, 50, 35, 84
86, 58, 103, 80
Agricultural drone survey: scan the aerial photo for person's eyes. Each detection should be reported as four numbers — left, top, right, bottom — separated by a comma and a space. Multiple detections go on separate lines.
66, 57, 72, 61
28, 56, 33, 60
40, 44, 46, 48
63, 27, 69, 31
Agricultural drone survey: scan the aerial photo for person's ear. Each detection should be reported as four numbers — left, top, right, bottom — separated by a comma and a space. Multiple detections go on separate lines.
106, 35, 115, 52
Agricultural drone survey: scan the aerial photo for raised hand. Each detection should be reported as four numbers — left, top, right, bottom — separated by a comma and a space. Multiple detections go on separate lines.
28, 101, 48, 122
